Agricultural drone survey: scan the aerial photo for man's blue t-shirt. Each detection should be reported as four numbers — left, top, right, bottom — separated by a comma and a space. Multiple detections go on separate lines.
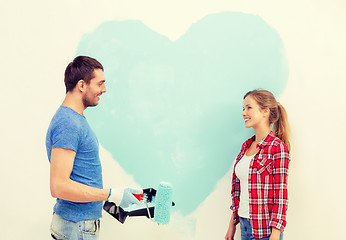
46, 106, 103, 222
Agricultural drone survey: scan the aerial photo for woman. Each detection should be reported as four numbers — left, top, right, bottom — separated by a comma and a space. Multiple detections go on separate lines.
225, 90, 290, 240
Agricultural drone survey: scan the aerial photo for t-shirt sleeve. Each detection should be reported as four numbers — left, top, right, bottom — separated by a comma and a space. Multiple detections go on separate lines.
51, 118, 80, 152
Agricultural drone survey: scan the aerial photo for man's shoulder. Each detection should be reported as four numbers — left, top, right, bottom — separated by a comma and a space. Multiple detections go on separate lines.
55, 106, 84, 122
46, 107, 86, 152
50, 106, 84, 132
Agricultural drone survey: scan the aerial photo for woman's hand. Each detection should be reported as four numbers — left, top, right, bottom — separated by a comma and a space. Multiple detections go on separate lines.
225, 214, 236, 240
269, 227, 281, 240
224, 224, 236, 240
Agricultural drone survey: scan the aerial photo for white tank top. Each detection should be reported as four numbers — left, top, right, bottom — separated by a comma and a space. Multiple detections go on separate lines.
235, 153, 255, 219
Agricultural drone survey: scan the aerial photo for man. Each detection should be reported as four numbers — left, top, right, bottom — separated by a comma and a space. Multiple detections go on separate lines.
46, 56, 141, 240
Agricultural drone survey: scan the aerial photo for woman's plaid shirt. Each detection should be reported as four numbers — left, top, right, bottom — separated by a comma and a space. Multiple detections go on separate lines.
231, 132, 290, 239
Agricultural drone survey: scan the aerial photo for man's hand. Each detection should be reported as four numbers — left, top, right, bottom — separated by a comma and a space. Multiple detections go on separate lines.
108, 188, 143, 208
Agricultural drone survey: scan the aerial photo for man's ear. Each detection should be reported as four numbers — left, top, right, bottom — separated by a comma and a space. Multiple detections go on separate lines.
76, 80, 87, 93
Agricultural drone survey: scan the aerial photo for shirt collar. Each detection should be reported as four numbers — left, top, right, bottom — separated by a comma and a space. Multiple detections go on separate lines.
257, 131, 276, 149
242, 135, 256, 150
243, 131, 276, 151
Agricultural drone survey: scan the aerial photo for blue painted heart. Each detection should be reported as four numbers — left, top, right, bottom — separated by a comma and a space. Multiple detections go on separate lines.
77, 12, 288, 215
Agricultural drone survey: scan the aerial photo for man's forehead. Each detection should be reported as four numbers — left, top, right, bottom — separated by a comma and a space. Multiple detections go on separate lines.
92, 69, 105, 80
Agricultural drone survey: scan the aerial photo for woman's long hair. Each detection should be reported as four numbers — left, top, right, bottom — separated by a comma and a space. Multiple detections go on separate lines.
244, 90, 290, 151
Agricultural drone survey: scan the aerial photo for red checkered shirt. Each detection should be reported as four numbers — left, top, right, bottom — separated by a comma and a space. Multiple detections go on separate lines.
231, 131, 290, 239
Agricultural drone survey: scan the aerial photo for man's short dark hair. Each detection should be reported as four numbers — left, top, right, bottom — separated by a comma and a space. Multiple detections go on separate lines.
64, 56, 104, 93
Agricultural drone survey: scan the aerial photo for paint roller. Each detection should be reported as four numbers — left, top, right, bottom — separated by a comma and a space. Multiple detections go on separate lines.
104, 182, 174, 225
153, 182, 173, 224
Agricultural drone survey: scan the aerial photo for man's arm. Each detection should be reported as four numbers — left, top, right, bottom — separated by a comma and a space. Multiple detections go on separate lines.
50, 148, 110, 202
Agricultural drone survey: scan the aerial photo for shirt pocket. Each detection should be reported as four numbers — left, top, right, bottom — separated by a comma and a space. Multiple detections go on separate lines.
255, 159, 272, 177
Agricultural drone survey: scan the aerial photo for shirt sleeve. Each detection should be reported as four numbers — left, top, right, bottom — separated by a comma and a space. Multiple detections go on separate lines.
269, 142, 290, 231
51, 118, 80, 152
231, 152, 243, 225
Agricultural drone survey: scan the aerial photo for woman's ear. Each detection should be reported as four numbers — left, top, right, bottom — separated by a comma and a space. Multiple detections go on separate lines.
262, 107, 270, 117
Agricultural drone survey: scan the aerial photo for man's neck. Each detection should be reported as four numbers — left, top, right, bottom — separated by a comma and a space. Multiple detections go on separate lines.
62, 92, 85, 116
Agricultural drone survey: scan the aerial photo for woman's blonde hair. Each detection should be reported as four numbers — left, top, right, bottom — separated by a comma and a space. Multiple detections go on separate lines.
244, 89, 290, 151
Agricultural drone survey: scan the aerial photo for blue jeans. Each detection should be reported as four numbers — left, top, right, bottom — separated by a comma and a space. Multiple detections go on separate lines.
239, 217, 283, 240
50, 213, 100, 240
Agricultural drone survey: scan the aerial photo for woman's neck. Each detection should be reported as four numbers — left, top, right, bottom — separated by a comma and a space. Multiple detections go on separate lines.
253, 125, 271, 144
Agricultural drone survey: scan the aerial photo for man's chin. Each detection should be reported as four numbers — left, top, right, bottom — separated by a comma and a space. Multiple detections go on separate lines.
83, 102, 99, 108
89, 102, 99, 107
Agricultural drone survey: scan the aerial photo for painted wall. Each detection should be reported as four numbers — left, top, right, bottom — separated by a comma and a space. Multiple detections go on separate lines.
1, 0, 346, 239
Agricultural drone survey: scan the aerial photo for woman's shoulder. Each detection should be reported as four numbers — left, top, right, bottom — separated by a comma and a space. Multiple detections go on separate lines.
266, 133, 290, 153
241, 135, 256, 149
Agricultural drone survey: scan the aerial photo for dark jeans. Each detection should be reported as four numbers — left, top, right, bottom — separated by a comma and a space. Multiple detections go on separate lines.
239, 217, 283, 240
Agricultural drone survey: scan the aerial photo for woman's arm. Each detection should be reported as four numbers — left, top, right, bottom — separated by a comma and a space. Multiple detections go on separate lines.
269, 142, 290, 231
225, 212, 236, 240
